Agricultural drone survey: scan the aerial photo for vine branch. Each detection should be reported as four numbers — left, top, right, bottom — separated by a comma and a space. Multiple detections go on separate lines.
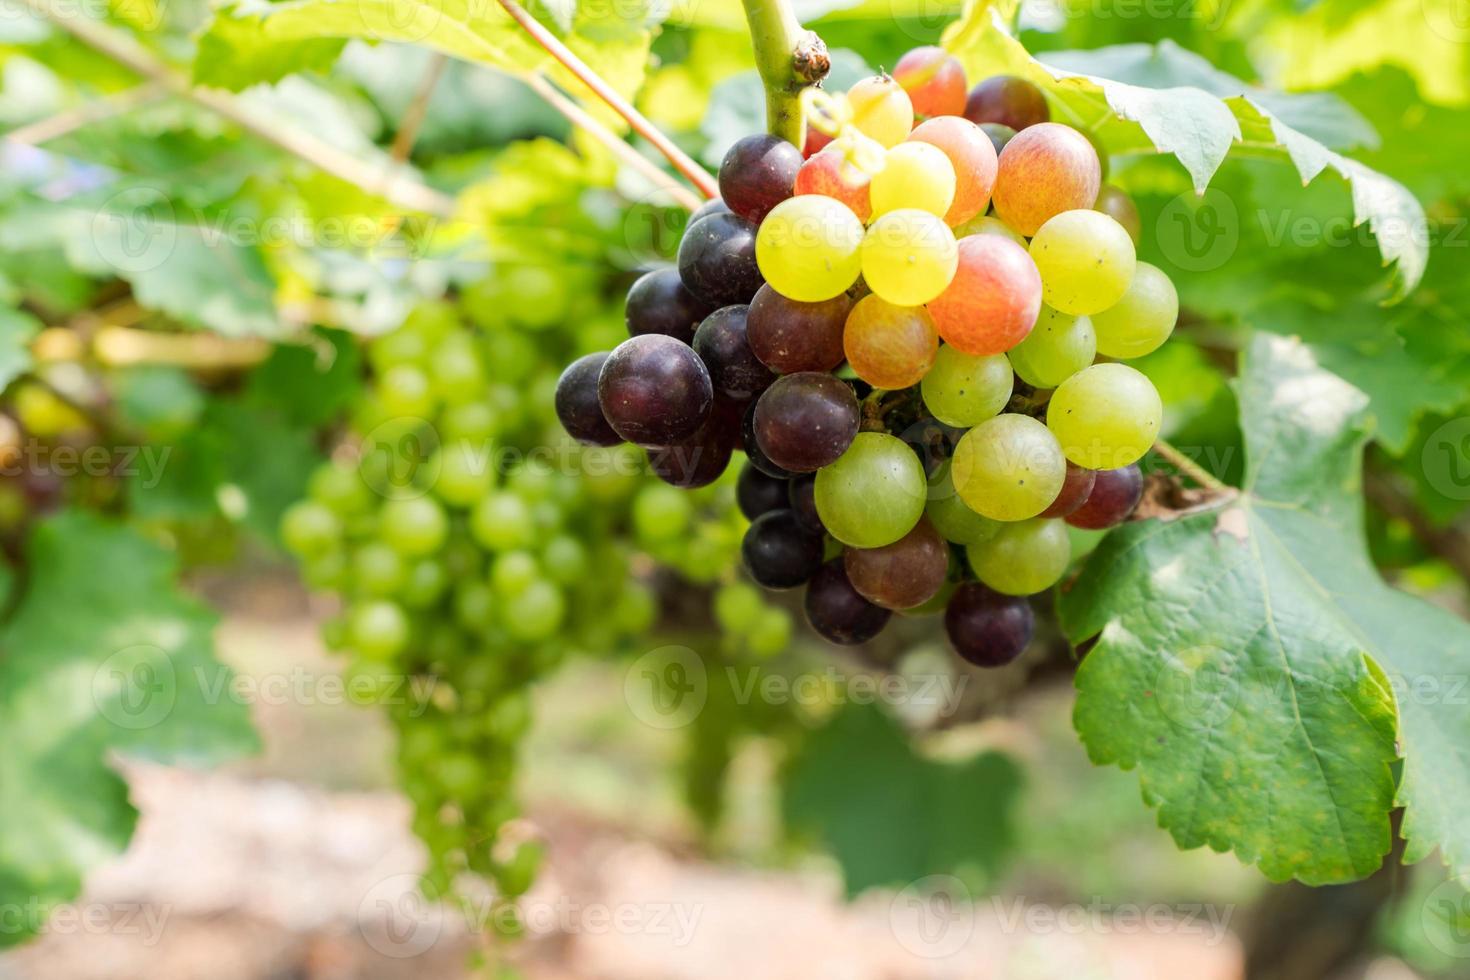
740, 0, 829, 145
1153, 438, 1231, 493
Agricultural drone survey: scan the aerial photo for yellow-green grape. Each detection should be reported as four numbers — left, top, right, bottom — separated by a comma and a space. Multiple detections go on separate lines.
846, 74, 914, 148
951, 214, 1028, 248
951, 414, 1067, 521
1091, 262, 1179, 359
755, 195, 865, 302
870, 142, 957, 219
348, 599, 410, 659
966, 519, 1071, 595
926, 460, 1002, 545
1029, 210, 1136, 315
920, 345, 1014, 428
433, 439, 495, 506
1006, 306, 1096, 389
13, 382, 86, 436
1047, 363, 1162, 469
814, 432, 927, 548
281, 501, 342, 557
861, 210, 959, 306
379, 496, 449, 556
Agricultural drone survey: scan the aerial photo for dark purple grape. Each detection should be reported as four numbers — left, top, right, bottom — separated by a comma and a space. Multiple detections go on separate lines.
843, 518, 949, 610
945, 583, 1033, 667
751, 373, 859, 474
737, 463, 790, 520
742, 509, 825, 590
1066, 464, 1143, 530
648, 419, 733, 489
741, 401, 796, 479
692, 305, 776, 400
980, 122, 1017, 156
555, 352, 622, 446
787, 473, 823, 533
964, 76, 1050, 131
677, 212, 764, 307
718, 134, 803, 223
1039, 462, 1097, 519
804, 559, 891, 645
690, 197, 731, 223
626, 267, 715, 344
597, 334, 713, 447
746, 284, 849, 374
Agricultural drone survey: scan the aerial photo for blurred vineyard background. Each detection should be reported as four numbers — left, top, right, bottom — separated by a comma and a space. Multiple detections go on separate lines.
1, 0, 1468, 976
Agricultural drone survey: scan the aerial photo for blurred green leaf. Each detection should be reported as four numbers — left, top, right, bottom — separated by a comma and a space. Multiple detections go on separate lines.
193, 0, 347, 91
0, 308, 40, 395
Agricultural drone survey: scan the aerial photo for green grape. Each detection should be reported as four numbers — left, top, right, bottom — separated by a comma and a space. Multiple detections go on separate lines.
1090, 262, 1178, 359
1007, 306, 1096, 389
400, 300, 460, 343
1029, 210, 1136, 315
495, 841, 544, 898
430, 338, 486, 405
926, 460, 1003, 545
303, 550, 348, 589
861, 210, 959, 306
920, 345, 1014, 428
869, 142, 956, 219
814, 432, 927, 548
950, 414, 1067, 521
612, 581, 657, 635
491, 550, 539, 597
966, 518, 1071, 595
504, 580, 565, 641
632, 484, 693, 542
353, 542, 406, 596
308, 463, 373, 517
746, 608, 793, 657
401, 558, 449, 608
281, 500, 341, 557
348, 599, 410, 659
714, 582, 765, 633
484, 331, 539, 384
1047, 363, 1162, 469
433, 439, 495, 507
378, 364, 437, 418
471, 492, 534, 551
755, 195, 865, 302
368, 329, 428, 372
951, 214, 1027, 248
508, 460, 556, 501
541, 535, 588, 585
441, 402, 497, 443
379, 496, 449, 556
453, 580, 496, 630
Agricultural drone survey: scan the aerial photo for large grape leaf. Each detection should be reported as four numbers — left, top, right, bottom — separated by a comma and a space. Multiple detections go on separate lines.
1062, 333, 1470, 885
942, 2, 1428, 298
0, 512, 259, 946
783, 701, 1022, 896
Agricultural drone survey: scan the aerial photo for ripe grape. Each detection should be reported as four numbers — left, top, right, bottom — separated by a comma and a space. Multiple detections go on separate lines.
647, 417, 734, 488
471, 491, 534, 550
966, 518, 1071, 595
1047, 363, 1161, 469
625, 267, 714, 344
869, 142, 957, 219
907, 116, 997, 226
842, 295, 939, 391
1091, 262, 1178, 359
490, 550, 539, 597
861, 210, 959, 306
804, 558, 892, 644
814, 432, 926, 548
752, 372, 860, 473
893, 46, 967, 117
1006, 306, 1096, 389
741, 400, 796, 478
693, 305, 776, 399
718, 133, 803, 223
803, 126, 833, 158
964, 75, 1050, 131
690, 197, 731, 222
349, 599, 411, 659
1038, 462, 1097, 519
354, 542, 406, 596
379, 364, 435, 418
742, 509, 825, 589
1029, 209, 1137, 315
992, 123, 1102, 236
737, 462, 790, 519
598, 334, 714, 447
746, 284, 850, 374
846, 74, 914, 148
980, 122, 1017, 155
926, 460, 1002, 545
1094, 184, 1141, 245
678, 211, 765, 306
505, 579, 566, 641
379, 496, 449, 556
555, 352, 622, 446
920, 344, 1014, 428
844, 517, 949, 610
755, 195, 865, 302
927, 234, 1042, 356
951, 414, 1067, 521
1067, 463, 1144, 529
787, 472, 824, 532
795, 147, 873, 222
952, 214, 1026, 248
282, 500, 341, 557
944, 583, 1033, 667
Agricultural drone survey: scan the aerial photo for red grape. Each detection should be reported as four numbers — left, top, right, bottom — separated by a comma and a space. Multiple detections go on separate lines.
752, 372, 860, 473
843, 294, 939, 391
964, 75, 1050, 131
1066, 464, 1143, 529
793, 147, 873, 222
1039, 462, 1097, 518
893, 46, 968, 118
693, 305, 776, 400
926, 234, 1042, 356
991, 122, 1101, 236
908, 116, 997, 226
737, 462, 790, 520
626, 267, 715, 344
555, 352, 622, 446
678, 211, 765, 306
843, 517, 949, 610
747, 284, 850, 374
743, 509, 825, 589
1094, 184, 1142, 246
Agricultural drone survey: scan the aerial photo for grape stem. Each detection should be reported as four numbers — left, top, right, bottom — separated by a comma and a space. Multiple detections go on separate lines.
495, 0, 720, 200
1153, 438, 1230, 492
741, 0, 830, 145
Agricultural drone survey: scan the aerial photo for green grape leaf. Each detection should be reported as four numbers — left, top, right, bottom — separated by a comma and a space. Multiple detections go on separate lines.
193, 0, 347, 91
0, 512, 259, 946
0, 307, 40, 395
942, 5, 1428, 298
783, 701, 1022, 896
1062, 333, 1470, 885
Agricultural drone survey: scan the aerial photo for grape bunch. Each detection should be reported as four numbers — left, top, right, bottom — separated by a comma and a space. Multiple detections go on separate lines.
557, 49, 1173, 669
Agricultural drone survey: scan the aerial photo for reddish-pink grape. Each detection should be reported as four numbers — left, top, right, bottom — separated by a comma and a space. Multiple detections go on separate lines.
908, 116, 997, 226
927, 234, 1042, 356
1094, 184, 1142, 246
1039, 462, 1097, 519
1066, 464, 1144, 529
793, 147, 873, 222
893, 47, 968, 118
964, 75, 1050, 131
991, 123, 1102, 237
842, 294, 939, 390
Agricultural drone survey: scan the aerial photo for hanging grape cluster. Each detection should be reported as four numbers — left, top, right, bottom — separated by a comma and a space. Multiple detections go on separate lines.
556, 48, 1178, 667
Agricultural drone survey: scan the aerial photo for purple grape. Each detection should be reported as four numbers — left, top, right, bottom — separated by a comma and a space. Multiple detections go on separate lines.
964, 76, 1050, 131
677, 211, 764, 307
741, 401, 796, 479
718, 134, 803, 223
597, 334, 713, 447
554, 352, 621, 447
626, 267, 715, 344
844, 518, 949, 610
944, 583, 1033, 667
746, 283, 850, 374
787, 472, 823, 533
751, 373, 859, 474
1039, 462, 1097, 519
690, 197, 730, 223
804, 559, 891, 645
693, 305, 776, 400
648, 416, 734, 489
737, 462, 790, 520
1066, 464, 1143, 529
742, 509, 825, 590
